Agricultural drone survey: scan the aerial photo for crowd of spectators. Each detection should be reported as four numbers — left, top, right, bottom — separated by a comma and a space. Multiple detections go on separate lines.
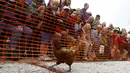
0, 0, 130, 61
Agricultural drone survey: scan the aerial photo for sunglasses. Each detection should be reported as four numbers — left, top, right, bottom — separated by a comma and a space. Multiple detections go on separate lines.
64, 9, 70, 12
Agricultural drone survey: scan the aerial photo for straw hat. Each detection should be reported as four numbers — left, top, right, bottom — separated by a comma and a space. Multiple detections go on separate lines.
51, 0, 60, 5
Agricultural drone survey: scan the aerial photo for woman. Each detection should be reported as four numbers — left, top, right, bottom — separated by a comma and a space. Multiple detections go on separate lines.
111, 29, 121, 60
82, 23, 95, 60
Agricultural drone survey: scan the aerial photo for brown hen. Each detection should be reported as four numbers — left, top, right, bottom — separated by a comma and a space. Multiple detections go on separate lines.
51, 32, 81, 72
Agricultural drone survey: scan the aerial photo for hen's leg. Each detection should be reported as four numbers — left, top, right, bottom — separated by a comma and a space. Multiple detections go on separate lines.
50, 61, 61, 67
67, 65, 72, 72
51, 64, 58, 67
66, 62, 72, 72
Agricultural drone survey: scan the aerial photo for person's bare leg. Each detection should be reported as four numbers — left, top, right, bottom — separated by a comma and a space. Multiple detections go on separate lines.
88, 43, 93, 60
117, 50, 121, 60
83, 42, 89, 60
111, 49, 115, 60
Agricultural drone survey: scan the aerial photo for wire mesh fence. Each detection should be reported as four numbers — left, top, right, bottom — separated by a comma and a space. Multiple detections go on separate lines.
0, 0, 118, 63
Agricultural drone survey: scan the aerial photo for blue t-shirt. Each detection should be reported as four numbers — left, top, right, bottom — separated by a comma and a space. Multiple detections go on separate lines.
74, 23, 79, 32
25, 0, 32, 5
41, 32, 52, 43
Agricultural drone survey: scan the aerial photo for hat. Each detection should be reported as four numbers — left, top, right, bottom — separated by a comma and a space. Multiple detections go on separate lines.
87, 12, 92, 15
51, 0, 60, 5
102, 22, 106, 25
102, 22, 106, 27
63, 6, 70, 10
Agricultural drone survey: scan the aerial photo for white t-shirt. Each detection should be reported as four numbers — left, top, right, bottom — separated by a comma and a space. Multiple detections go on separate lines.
127, 34, 130, 38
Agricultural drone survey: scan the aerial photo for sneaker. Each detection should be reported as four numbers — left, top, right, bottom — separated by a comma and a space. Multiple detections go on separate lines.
128, 58, 130, 61
83, 57, 88, 61
39, 56, 52, 60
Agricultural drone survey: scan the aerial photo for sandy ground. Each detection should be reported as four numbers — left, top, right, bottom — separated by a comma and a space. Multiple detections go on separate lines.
0, 62, 53, 73
0, 61, 130, 73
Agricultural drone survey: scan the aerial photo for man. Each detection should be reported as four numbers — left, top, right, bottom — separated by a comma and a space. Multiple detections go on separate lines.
118, 29, 128, 60
81, 3, 89, 22
91, 25, 102, 43
0, 0, 17, 48
28, 0, 47, 59
39, 0, 61, 60
92, 14, 100, 30
99, 27, 108, 55
99, 27, 108, 46
91, 24, 102, 59
0, 20, 32, 59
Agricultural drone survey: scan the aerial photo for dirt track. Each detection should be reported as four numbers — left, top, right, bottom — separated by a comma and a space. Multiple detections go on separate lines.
0, 61, 130, 73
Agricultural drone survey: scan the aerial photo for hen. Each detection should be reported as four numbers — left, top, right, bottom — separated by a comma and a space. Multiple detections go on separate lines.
51, 31, 81, 72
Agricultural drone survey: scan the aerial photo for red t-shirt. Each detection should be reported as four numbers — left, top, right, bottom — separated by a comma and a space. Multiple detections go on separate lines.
56, 26, 62, 33
112, 35, 120, 45
70, 16, 77, 27
0, 21, 2, 25
119, 36, 128, 48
